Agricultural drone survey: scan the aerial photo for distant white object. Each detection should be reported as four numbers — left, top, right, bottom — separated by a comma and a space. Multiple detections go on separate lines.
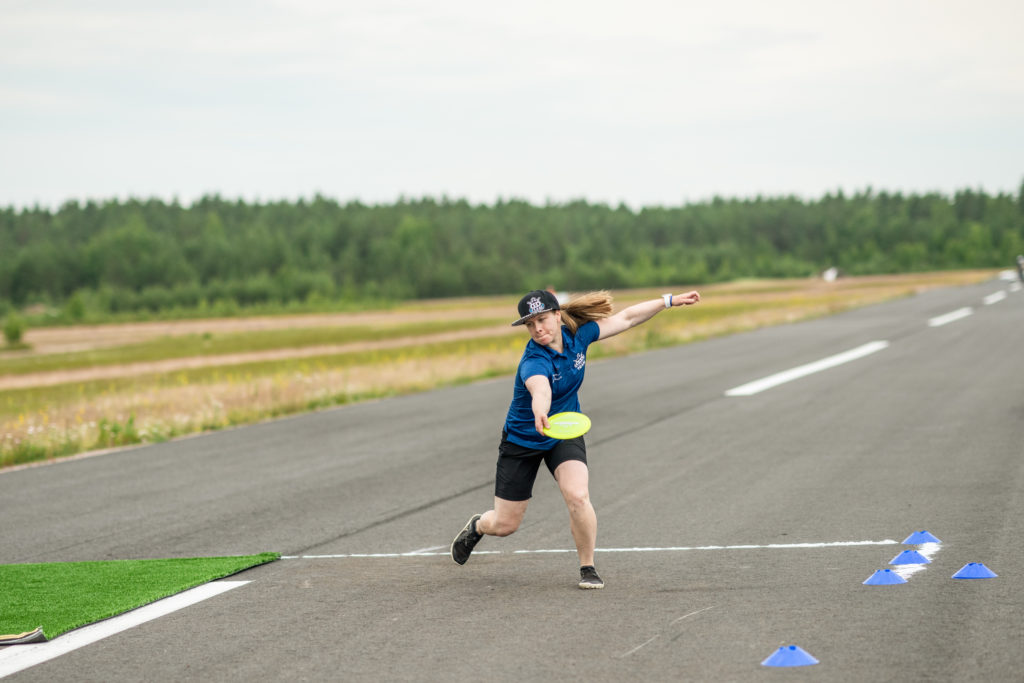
998, 270, 1017, 282
555, 291, 569, 304
822, 267, 839, 282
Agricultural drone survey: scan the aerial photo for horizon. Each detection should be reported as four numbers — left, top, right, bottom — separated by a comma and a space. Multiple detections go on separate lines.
4, 178, 1023, 215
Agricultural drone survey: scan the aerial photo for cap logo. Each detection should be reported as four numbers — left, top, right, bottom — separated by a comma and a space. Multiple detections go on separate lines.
528, 296, 544, 314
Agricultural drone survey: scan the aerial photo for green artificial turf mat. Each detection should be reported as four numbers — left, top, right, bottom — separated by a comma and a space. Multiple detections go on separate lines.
0, 553, 279, 640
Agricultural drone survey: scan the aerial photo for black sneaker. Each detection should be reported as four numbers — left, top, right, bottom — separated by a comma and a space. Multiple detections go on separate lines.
451, 514, 483, 565
578, 565, 604, 589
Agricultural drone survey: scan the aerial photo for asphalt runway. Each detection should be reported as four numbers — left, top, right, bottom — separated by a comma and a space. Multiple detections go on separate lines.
2, 277, 1022, 681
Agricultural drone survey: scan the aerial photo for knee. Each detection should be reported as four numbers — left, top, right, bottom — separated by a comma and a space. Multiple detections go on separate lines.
562, 487, 591, 512
490, 517, 520, 537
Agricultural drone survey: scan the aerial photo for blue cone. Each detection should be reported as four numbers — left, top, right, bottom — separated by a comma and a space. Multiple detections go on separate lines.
902, 530, 941, 544
863, 569, 907, 585
890, 550, 931, 565
761, 645, 819, 667
952, 563, 998, 579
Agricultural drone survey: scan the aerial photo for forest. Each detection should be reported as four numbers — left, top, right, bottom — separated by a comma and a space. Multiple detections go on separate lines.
2, 183, 1023, 322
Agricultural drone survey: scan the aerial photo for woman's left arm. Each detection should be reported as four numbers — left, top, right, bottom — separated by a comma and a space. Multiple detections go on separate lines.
597, 290, 700, 341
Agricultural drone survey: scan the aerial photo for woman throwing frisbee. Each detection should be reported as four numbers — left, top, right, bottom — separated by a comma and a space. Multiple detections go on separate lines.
451, 287, 700, 588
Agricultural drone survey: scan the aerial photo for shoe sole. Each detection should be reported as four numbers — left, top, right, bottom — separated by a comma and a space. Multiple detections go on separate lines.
578, 581, 605, 589
450, 514, 481, 565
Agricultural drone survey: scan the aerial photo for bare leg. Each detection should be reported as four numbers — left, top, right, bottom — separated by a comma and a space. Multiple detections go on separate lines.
476, 497, 528, 537
553, 460, 596, 567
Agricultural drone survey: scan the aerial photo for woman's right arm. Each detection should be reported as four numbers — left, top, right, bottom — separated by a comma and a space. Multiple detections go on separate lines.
524, 374, 552, 434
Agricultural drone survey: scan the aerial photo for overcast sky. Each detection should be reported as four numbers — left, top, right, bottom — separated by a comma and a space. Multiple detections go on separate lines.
2, 0, 1022, 209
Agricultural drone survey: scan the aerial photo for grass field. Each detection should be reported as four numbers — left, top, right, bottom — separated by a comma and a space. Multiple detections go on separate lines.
0, 271, 998, 469
0, 316, 507, 376
0, 554, 279, 640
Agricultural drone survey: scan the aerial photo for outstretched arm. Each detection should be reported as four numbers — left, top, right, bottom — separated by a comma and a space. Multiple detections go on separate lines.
525, 374, 553, 434
597, 290, 700, 341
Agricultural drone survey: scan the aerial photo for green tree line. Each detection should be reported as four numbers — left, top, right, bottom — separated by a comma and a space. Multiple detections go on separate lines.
2, 184, 1023, 320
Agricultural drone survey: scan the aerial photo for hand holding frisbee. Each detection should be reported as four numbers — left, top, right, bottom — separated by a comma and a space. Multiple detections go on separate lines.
541, 411, 592, 440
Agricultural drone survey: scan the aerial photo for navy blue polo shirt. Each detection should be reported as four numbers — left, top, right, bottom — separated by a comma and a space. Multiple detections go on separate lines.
503, 320, 601, 450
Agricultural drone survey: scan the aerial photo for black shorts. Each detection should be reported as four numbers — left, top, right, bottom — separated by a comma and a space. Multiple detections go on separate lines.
494, 431, 588, 501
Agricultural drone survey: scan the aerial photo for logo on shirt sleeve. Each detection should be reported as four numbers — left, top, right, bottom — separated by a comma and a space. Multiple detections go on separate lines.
574, 352, 586, 370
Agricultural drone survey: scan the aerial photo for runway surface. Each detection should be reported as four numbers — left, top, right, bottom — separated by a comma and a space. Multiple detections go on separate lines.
2, 277, 1022, 681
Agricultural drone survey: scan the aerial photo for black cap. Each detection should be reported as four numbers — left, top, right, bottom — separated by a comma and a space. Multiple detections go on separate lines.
511, 290, 561, 326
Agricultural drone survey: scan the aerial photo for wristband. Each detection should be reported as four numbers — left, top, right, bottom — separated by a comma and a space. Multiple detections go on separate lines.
662, 293, 673, 309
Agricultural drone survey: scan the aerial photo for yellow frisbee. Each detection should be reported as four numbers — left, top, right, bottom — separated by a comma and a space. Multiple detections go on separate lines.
542, 412, 592, 440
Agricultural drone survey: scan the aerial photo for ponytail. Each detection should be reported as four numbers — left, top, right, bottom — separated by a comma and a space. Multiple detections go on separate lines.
560, 290, 613, 334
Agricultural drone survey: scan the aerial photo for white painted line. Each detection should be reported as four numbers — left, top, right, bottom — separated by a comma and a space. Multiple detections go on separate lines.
1011, 282, 1022, 293
724, 341, 890, 397
892, 543, 942, 580
983, 291, 1007, 305
592, 539, 899, 552
0, 581, 248, 679
283, 539, 899, 559
286, 551, 501, 559
928, 307, 973, 327
406, 545, 447, 555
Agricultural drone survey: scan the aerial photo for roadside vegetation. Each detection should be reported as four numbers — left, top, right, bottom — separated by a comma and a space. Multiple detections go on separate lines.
0, 270, 997, 469
2, 187, 1022, 325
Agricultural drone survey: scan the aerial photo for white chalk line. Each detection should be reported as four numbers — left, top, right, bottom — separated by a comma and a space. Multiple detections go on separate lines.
618, 634, 660, 658
618, 606, 716, 658
725, 341, 890, 397
0, 581, 249, 679
281, 539, 899, 560
891, 542, 942, 580
671, 605, 716, 626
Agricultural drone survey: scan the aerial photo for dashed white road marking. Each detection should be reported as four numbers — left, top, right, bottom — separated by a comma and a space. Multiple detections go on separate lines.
983, 291, 1007, 305
282, 539, 899, 560
0, 581, 249, 679
724, 341, 890, 397
928, 307, 973, 327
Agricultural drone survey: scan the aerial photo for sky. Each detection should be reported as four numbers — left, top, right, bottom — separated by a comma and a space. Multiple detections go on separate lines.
2, 0, 1023, 210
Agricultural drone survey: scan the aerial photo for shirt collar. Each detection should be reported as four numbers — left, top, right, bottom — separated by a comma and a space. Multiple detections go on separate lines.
528, 326, 569, 358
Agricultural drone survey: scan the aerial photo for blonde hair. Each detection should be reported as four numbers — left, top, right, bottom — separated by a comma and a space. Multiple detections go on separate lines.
560, 290, 614, 334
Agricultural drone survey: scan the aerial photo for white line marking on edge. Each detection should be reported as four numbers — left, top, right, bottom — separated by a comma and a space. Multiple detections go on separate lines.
724, 341, 890, 397
0, 581, 249, 679
983, 291, 1007, 305
282, 539, 899, 559
928, 307, 973, 327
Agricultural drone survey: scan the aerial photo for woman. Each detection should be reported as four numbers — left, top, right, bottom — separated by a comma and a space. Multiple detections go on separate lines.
451, 287, 701, 589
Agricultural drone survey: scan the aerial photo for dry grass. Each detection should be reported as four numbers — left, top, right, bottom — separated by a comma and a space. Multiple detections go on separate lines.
0, 271, 998, 468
